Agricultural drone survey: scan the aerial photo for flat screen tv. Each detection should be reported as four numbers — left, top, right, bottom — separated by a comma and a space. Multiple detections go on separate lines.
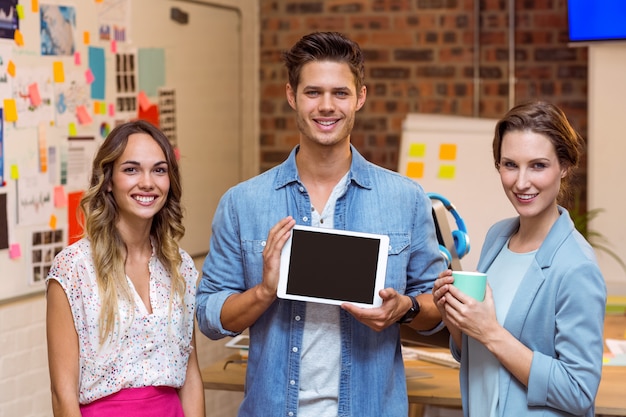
568, 0, 626, 43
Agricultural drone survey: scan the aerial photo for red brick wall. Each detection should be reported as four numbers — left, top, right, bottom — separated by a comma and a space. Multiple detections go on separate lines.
259, 0, 588, 204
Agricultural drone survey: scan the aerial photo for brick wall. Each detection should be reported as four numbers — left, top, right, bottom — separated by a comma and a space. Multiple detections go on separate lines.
259, 0, 589, 206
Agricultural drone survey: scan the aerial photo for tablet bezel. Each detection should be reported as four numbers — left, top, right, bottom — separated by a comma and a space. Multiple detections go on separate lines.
278, 225, 389, 308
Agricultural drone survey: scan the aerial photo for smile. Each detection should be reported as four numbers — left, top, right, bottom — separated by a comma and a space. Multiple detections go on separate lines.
315, 119, 338, 126
516, 194, 537, 200
134, 195, 156, 204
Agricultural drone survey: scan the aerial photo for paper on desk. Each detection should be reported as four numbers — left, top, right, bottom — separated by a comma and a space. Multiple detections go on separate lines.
606, 339, 626, 355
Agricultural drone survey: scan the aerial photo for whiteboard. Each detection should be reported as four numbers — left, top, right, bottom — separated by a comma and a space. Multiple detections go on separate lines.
398, 114, 516, 271
0, 0, 245, 303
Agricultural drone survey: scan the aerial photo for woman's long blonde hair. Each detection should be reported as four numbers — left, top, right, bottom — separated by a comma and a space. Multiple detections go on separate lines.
79, 120, 186, 342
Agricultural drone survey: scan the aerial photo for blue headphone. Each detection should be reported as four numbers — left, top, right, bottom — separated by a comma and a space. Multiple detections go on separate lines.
427, 192, 470, 266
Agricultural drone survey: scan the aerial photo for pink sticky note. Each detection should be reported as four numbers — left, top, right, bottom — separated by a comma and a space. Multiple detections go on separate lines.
54, 185, 67, 207
9, 243, 22, 259
74, 51, 81, 65
174, 146, 181, 161
76, 105, 93, 125
138, 91, 151, 111
108, 103, 115, 116
29, 83, 42, 106
111, 40, 117, 53
85, 68, 95, 84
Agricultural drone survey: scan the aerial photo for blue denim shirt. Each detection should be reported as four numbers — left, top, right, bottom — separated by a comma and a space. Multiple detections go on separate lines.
196, 145, 447, 417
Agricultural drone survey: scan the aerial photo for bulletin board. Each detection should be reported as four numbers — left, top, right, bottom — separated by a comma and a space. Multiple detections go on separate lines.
0, 0, 244, 303
398, 114, 516, 271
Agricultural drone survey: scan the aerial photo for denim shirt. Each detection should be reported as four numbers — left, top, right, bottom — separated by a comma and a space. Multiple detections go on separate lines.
196, 145, 447, 417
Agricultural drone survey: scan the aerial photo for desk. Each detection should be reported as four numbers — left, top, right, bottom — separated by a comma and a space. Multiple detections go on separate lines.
202, 315, 626, 415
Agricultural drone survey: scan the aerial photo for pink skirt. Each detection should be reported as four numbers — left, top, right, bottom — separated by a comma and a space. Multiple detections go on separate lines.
80, 386, 184, 417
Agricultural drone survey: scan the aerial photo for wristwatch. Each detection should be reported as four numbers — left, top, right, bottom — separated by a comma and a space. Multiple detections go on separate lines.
397, 295, 420, 324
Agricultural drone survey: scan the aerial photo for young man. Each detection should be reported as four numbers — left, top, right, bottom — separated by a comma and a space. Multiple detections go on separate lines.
196, 31, 447, 417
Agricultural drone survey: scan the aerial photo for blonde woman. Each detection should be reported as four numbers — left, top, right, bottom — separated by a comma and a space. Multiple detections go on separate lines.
46, 121, 204, 417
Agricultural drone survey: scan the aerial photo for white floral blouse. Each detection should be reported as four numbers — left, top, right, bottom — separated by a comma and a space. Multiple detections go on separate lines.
46, 238, 198, 404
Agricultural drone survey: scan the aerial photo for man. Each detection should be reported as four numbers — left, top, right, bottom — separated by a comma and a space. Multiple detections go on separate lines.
196, 31, 447, 417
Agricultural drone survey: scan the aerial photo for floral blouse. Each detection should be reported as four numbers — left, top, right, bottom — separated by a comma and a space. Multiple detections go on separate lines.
46, 238, 198, 404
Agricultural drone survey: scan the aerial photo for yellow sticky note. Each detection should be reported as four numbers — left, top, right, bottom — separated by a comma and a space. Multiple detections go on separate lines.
3, 99, 18, 122
53, 61, 65, 82
99, 102, 106, 114
437, 165, 456, 179
68, 122, 78, 136
14, 29, 24, 46
49, 214, 57, 230
83, 31, 90, 45
408, 143, 426, 158
32, 0, 39, 13
439, 144, 457, 161
16, 4, 24, 19
10, 164, 19, 180
406, 162, 424, 179
7, 60, 15, 77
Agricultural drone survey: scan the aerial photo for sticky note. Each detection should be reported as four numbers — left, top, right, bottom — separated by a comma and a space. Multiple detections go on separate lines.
74, 52, 81, 65
174, 147, 181, 161
29, 83, 42, 106
10, 165, 19, 180
16, 4, 24, 19
53, 61, 65, 82
85, 68, 95, 84
108, 103, 115, 116
99, 102, 106, 114
437, 165, 456, 179
3, 99, 17, 122
9, 243, 22, 259
93, 101, 100, 114
406, 162, 424, 179
54, 186, 67, 207
83, 31, 90, 45
7, 60, 15, 77
76, 105, 92, 125
49, 214, 57, 230
138, 91, 151, 111
68, 122, 77, 136
111, 40, 117, 53
14, 29, 24, 46
32, 0, 39, 13
409, 143, 426, 158
439, 144, 457, 161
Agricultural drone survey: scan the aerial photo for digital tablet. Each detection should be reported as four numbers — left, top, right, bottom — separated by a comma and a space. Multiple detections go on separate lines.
278, 225, 389, 308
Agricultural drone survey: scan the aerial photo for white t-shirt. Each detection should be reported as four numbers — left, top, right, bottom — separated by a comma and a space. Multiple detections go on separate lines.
299, 173, 349, 416
46, 238, 198, 404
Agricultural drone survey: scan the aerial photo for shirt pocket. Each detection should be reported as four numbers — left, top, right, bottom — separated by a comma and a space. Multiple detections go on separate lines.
385, 232, 410, 291
241, 239, 266, 287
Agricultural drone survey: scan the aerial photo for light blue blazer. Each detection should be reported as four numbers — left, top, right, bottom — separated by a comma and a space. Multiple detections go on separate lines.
451, 207, 607, 416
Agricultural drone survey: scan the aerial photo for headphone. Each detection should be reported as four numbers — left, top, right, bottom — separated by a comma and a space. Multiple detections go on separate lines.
427, 192, 470, 266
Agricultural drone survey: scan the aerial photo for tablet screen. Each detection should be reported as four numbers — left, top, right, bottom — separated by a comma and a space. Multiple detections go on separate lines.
278, 225, 389, 308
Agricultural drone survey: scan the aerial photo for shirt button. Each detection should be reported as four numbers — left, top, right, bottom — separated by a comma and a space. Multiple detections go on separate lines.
302, 216, 308, 222
261, 241, 266, 246
290, 380, 296, 385
288, 413, 294, 417
292, 347, 298, 353
294, 315, 301, 321
299, 186, 304, 192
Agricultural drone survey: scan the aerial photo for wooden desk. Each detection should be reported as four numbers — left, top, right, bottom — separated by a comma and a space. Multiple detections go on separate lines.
202, 315, 626, 415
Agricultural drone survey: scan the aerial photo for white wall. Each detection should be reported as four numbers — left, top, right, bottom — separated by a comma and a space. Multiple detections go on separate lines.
588, 43, 626, 295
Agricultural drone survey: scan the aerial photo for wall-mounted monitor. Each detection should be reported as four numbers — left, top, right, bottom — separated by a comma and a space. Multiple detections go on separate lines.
568, 0, 626, 43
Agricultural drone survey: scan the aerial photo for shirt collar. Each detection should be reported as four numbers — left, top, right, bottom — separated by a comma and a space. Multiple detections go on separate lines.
273, 144, 373, 190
